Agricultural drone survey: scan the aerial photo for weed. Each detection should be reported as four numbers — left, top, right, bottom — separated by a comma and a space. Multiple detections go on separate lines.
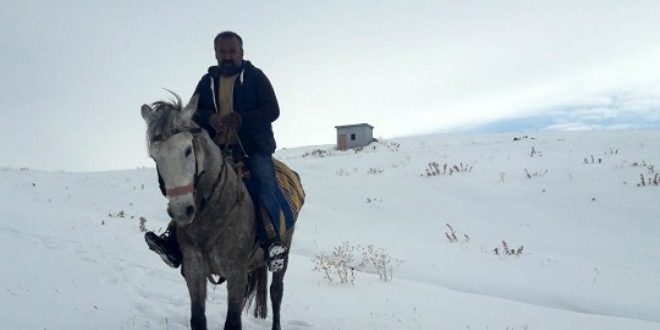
529, 147, 542, 157
493, 240, 524, 256
524, 169, 548, 178
624, 160, 655, 173
425, 162, 473, 176
302, 149, 332, 158
361, 245, 406, 282
637, 173, 660, 187
512, 135, 535, 141
312, 242, 406, 284
0, 167, 30, 171
108, 210, 125, 218
312, 241, 357, 284
139, 217, 147, 232
367, 167, 384, 174
583, 155, 602, 164
335, 169, 353, 177
445, 224, 470, 243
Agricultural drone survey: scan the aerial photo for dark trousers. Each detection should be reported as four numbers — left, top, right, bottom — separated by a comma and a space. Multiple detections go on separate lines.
245, 152, 282, 247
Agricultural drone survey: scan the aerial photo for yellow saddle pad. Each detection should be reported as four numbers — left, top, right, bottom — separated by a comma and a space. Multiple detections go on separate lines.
257, 159, 305, 239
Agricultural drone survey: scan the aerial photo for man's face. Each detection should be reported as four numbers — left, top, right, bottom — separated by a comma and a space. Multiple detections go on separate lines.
214, 37, 243, 75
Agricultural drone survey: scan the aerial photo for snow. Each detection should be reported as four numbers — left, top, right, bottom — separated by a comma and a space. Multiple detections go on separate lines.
1, 129, 659, 330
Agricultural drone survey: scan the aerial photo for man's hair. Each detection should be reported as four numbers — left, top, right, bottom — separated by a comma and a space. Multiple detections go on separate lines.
214, 31, 243, 48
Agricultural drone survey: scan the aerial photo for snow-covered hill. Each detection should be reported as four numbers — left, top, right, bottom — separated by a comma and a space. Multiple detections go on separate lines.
1, 130, 658, 329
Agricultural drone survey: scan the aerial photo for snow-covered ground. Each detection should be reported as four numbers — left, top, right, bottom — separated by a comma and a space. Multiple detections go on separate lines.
1, 129, 658, 330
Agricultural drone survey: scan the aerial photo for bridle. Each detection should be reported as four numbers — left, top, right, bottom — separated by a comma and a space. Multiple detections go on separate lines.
151, 127, 238, 215
152, 127, 205, 198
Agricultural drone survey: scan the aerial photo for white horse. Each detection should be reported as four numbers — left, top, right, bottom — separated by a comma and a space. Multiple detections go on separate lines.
141, 93, 296, 330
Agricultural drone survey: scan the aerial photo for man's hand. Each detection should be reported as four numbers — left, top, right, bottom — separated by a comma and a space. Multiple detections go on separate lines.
210, 112, 242, 132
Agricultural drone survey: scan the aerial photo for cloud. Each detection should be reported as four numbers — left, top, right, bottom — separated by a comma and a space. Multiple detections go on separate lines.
461, 87, 660, 134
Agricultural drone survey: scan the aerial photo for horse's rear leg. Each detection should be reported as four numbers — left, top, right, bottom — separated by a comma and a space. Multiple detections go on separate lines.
270, 255, 289, 330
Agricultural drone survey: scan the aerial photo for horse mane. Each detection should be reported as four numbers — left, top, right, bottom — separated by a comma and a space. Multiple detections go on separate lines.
145, 92, 194, 148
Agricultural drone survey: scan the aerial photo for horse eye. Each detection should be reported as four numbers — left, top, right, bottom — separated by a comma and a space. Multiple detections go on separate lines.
185, 146, 193, 157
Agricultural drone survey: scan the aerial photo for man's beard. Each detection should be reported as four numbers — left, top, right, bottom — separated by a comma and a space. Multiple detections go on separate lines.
220, 60, 242, 75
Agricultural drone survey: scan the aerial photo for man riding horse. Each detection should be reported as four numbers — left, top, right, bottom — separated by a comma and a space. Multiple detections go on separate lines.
145, 30, 287, 272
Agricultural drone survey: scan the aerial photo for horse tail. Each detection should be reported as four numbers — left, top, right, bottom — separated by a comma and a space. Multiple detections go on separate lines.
244, 265, 268, 319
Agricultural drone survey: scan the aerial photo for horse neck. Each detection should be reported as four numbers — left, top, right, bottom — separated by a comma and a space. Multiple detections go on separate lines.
194, 137, 242, 215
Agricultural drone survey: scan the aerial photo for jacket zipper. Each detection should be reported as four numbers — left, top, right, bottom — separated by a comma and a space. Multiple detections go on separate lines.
210, 76, 218, 113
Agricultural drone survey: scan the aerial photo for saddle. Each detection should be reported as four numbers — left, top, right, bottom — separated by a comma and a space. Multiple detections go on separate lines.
227, 154, 305, 241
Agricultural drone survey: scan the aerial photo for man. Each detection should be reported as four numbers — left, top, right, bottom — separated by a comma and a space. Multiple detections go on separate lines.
145, 31, 287, 272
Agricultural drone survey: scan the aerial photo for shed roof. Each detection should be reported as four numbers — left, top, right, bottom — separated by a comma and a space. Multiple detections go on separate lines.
334, 123, 374, 129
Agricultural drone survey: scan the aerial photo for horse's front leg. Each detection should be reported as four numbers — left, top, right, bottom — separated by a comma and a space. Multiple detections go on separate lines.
182, 256, 208, 330
224, 269, 248, 330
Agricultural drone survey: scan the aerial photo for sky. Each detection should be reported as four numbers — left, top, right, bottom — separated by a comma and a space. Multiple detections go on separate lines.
1, 1, 658, 172
1, 129, 659, 329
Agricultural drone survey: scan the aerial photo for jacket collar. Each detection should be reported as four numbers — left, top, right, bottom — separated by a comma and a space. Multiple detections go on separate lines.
208, 60, 251, 84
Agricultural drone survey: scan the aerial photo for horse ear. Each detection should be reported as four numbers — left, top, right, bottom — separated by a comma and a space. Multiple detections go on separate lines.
141, 104, 153, 122
181, 94, 199, 123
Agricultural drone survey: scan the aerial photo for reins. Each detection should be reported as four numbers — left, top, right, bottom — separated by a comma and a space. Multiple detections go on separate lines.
195, 129, 245, 215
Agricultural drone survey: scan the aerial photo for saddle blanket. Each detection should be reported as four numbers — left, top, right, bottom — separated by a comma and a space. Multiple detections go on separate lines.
244, 159, 305, 239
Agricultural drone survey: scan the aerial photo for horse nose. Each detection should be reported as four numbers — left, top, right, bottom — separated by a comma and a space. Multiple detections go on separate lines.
186, 205, 195, 217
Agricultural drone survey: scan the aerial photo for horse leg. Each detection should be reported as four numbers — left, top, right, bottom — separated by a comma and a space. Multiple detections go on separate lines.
182, 261, 208, 330
269, 255, 289, 330
270, 230, 294, 330
224, 270, 248, 330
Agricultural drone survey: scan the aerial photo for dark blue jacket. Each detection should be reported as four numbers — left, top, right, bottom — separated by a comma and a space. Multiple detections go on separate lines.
192, 60, 279, 155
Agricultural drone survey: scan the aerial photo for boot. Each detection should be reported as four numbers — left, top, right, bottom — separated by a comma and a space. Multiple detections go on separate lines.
145, 230, 182, 268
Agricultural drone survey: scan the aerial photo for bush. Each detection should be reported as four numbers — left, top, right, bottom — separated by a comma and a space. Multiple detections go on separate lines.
424, 161, 473, 176
312, 242, 406, 284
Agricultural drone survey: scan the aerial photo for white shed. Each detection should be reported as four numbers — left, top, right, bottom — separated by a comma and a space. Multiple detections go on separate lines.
335, 123, 374, 150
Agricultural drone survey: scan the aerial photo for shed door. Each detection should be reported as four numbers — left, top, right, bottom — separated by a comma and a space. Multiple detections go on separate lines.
338, 134, 347, 150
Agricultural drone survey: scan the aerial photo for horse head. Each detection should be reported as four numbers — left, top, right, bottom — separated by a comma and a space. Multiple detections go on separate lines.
141, 93, 205, 225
